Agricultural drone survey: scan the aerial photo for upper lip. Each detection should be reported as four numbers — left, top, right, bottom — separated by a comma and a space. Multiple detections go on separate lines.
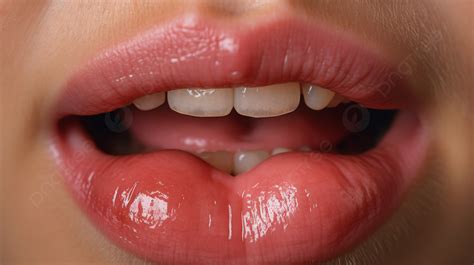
57, 13, 408, 117
51, 12, 428, 265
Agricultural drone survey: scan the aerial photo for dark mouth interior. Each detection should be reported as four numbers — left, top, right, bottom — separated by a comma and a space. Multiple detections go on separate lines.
74, 102, 397, 156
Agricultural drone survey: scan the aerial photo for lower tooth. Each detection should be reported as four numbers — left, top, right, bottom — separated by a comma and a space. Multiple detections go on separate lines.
271, 147, 291, 155
197, 151, 233, 174
197, 147, 304, 175
234, 150, 270, 175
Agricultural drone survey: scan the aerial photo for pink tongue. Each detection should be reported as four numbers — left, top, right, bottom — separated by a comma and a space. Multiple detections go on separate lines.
130, 105, 348, 153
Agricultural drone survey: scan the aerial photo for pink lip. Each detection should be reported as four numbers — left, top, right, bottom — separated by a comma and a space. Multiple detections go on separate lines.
58, 14, 408, 117
51, 14, 428, 264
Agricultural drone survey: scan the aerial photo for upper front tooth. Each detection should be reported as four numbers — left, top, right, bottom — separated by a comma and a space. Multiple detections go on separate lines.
234, 83, 301, 118
133, 92, 165, 111
302, 84, 335, 110
167, 88, 233, 117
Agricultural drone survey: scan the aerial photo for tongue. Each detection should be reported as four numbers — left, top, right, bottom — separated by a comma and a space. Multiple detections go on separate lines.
130, 105, 348, 153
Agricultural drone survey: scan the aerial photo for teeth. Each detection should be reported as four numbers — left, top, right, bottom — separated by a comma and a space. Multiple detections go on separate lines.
271, 147, 291, 155
133, 92, 165, 111
195, 147, 316, 175
134, 83, 343, 115
234, 83, 301, 118
233, 150, 270, 175
133, 83, 348, 115
167, 88, 233, 117
302, 84, 335, 110
197, 151, 233, 174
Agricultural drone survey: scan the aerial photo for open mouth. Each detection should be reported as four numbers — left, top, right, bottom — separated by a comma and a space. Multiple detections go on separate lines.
81, 89, 397, 175
50, 14, 428, 265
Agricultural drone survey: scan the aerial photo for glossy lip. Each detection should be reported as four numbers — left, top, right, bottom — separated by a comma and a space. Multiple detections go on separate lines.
51, 13, 428, 265
57, 14, 410, 117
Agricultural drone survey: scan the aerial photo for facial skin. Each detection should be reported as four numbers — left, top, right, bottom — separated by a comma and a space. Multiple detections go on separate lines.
0, 0, 472, 264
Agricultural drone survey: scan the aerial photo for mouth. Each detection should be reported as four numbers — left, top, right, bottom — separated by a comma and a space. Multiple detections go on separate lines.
50, 13, 428, 265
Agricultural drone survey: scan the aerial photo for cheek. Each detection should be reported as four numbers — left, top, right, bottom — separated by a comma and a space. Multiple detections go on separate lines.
432, 107, 471, 181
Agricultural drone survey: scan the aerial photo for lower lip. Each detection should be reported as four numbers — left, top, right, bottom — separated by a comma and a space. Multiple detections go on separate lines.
51, 110, 427, 264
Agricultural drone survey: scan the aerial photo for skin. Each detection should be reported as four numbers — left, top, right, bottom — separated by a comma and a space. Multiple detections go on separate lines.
0, 0, 472, 264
